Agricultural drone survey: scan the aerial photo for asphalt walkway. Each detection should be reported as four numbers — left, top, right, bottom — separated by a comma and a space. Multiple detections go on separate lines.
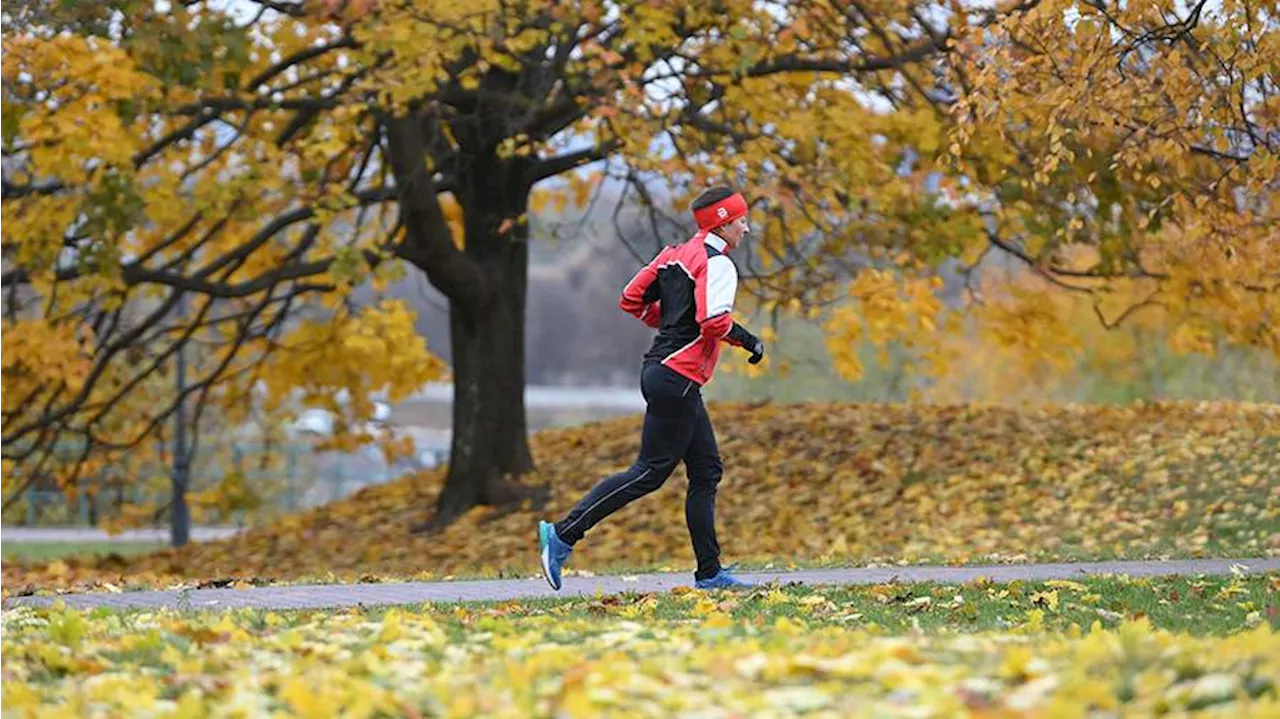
5, 557, 1275, 612
2, 527, 242, 543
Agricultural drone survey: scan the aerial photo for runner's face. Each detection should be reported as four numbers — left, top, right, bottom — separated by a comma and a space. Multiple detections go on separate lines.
718, 215, 750, 249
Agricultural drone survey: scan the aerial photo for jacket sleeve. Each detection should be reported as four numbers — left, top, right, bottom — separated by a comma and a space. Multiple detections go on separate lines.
619, 256, 662, 328
698, 254, 752, 343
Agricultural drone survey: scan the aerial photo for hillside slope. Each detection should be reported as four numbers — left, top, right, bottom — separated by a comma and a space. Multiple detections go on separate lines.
6, 401, 1278, 593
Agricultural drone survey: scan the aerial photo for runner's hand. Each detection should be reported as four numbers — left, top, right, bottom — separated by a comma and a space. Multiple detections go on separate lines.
748, 339, 765, 365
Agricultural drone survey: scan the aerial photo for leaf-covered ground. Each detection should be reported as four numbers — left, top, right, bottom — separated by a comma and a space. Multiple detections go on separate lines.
5, 401, 1278, 594
3, 575, 1277, 718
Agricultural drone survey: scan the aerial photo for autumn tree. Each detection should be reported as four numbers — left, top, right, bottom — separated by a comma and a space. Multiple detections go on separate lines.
4, 0, 1275, 530
0, 0, 955, 530
1, 0, 449, 530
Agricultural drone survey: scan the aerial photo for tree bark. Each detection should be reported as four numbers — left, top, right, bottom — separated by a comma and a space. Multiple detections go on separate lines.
421, 212, 545, 530
387, 108, 548, 531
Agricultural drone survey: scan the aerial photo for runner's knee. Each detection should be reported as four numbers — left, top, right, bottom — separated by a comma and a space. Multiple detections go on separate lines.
686, 455, 722, 486
635, 458, 680, 489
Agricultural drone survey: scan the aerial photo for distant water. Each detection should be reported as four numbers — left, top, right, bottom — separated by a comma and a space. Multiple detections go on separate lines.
406, 383, 645, 411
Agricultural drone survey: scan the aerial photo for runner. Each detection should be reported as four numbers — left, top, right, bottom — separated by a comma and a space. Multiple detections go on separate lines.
538, 186, 765, 590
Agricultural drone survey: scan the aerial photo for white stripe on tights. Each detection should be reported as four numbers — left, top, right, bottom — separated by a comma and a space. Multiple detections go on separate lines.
560, 468, 654, 535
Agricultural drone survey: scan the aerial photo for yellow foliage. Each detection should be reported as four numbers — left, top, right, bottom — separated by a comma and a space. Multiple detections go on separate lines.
260, 299, 447, 420
2, 35, 158, 185
4, 0, 1278, 547
0, 320, 94, 412
2, 604, 1277, 717
1170, 319, 1217, 357
973, 283, 1084, 379
2, 6, 429, 499
825, 270, 951, 383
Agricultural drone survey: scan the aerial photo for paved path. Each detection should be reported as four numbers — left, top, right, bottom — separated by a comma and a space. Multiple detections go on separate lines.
2, 526, 242, 543
6, 557, 1275, 612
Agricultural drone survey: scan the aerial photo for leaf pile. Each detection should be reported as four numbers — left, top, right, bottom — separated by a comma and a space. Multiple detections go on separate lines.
5, 401, 1278, 593
3, 593, 1277, 718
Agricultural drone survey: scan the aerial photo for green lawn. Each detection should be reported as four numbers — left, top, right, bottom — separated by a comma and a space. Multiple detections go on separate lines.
2, 541, 164, 562
34, 573, 1277, 636
3, 574, 1276, 717
331, 573, 1280, 637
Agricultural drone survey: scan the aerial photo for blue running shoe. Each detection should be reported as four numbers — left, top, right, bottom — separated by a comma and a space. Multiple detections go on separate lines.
695, 568, 753, 590
538, 520, 572, 590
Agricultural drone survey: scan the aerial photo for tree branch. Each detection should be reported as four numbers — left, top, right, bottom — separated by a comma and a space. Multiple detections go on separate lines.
133, 112, 227, 168
237, 0, 307, 17
530, 139, 619, 183
123, 259, 335, 299
0, 186, 396, 287
983, 226, 1169, 284
246, 36, 358, 92
382, 112, 488, 312
737, 38, 946, 79
1, 179, 67, 199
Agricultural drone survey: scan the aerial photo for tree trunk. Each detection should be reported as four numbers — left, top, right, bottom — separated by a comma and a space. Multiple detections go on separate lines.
414, 194, 547, 532
383, 110, 555, 532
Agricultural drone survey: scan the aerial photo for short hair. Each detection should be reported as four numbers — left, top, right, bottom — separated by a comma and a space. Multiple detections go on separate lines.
691, 186, 736, 213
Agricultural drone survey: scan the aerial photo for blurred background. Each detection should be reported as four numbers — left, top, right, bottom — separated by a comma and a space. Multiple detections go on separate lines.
9, 194, 1278, 533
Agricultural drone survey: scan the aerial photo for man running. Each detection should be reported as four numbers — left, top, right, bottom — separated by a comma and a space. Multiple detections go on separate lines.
538, 186, 765, 591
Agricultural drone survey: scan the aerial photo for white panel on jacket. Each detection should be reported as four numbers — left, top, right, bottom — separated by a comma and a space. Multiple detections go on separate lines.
705, 255, 737, 317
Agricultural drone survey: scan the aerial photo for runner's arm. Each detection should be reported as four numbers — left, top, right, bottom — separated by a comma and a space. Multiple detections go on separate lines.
619, 257, 662, 328
700, 255, 760, 350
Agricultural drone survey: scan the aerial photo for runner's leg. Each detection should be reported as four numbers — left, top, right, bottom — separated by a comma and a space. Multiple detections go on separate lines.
683, 395, 723, 581
554, 364, 700, 544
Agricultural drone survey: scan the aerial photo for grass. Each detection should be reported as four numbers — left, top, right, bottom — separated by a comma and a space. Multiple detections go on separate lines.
1, 541, 165, 562
39, 573, 1277, 637
3, 574, 1276, 717
7, 549, 1272, 598
224, 573, 1279, 638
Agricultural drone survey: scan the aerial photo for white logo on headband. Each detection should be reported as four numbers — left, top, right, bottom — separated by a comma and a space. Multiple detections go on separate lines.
717, 207, 728, 219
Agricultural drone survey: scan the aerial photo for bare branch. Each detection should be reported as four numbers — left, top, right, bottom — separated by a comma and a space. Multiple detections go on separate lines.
1093, 294, 1165, 330
530, 139, 620, 183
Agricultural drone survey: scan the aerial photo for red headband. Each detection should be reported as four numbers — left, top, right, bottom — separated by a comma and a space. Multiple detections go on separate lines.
693, 193, 748, 230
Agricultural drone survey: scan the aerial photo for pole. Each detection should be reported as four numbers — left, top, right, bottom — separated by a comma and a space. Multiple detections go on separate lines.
171, 294, 191, 547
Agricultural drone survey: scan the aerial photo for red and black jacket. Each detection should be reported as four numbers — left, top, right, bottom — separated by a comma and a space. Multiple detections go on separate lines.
619, 231, 758, 385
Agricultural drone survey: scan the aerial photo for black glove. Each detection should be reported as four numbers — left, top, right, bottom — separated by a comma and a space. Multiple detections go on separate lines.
728, 323, 765, 364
